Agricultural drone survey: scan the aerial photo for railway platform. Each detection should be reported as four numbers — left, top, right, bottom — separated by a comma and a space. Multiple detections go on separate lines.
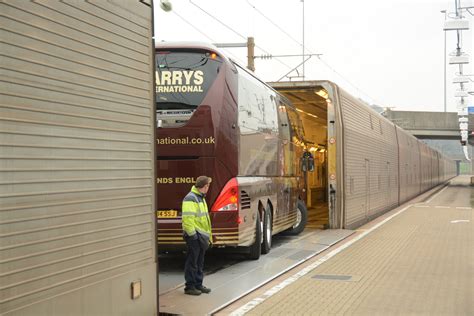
221, 175, 473, 315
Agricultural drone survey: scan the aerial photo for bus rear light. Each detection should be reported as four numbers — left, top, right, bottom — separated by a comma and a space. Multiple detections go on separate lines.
237, 216, 243, 224
211, 178, 239, 212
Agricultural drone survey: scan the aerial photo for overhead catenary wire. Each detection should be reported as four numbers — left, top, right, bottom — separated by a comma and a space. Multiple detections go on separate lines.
171, 10, 213, 41
188, 0, 294, 71
246, 0, 380, 105
317, 58, 378, 105
169, 10, 247, 65
246, 0, 312, 56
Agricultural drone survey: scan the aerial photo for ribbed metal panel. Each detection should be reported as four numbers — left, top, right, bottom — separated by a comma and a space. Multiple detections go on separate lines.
435, 151, 441, 185
419, 142, 432, 192
442, 155, 456, 181
240, 191, 251, 209
396, 127, 421, 203
339, 90, 398, 229
438, 153, 445, 182
1, 1, 156, 315
430, 148, 439, 186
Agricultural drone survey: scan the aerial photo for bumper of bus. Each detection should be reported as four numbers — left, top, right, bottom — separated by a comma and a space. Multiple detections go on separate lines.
157, 211, 242, 248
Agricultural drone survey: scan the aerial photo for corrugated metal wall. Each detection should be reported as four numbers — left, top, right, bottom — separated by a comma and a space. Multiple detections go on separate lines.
0, 1, 156, 315
438, 153, 445, 182
396, 127, 422, 203
443, 156, 456, 181
338, 90, 398, 229
430, 149, 439, 186
419, 142, 432, 192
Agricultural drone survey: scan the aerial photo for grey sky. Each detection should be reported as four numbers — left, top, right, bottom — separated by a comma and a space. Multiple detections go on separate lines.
154, 0, 473, 112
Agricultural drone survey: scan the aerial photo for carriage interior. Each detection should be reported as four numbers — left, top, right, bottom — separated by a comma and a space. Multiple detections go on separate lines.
274, 85, 330, 229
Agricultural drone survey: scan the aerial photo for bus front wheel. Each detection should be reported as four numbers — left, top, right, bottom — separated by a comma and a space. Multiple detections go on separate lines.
285, 200, 307, 235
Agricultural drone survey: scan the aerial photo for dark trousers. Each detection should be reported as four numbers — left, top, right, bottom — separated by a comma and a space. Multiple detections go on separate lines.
184, 234, 209, 289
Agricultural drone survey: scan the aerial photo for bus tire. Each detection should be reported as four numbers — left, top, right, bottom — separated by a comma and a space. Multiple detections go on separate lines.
261, 207, 272, 254
247, 212, 261, 260
285, 200, 307, 235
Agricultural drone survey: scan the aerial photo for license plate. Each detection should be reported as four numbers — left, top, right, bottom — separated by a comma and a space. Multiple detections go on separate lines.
157, 210, 178, 218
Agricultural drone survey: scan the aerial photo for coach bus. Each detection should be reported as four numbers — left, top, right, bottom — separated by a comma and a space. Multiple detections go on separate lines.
155, 42, 311, 259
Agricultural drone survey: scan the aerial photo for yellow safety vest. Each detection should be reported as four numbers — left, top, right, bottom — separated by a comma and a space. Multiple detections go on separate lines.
181, 186, 212, 242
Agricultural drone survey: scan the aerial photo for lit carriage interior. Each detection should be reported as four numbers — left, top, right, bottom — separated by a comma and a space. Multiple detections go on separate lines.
273, 85, 330, 229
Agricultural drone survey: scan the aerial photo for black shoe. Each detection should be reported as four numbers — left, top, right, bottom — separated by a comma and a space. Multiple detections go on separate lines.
197, 285, 211, 294
184, 287, 201, 296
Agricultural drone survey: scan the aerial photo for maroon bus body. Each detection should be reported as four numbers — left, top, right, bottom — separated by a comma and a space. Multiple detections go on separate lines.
156, 42, 307, 254
156, 44, 240, 248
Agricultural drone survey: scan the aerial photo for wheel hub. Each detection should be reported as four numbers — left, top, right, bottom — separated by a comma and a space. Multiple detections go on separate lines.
293, 208, 302, 229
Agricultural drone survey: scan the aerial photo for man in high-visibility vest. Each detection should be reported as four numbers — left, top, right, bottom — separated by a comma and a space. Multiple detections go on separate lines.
182, 176, 213, 296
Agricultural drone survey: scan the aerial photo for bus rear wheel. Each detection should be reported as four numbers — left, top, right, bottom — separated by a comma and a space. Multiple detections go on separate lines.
247, 212, 261, 260
261, 208, 272, 254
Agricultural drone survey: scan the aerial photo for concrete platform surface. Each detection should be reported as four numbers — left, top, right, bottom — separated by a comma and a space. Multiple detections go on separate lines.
158, 229, 353, 315
226, 176, 473, 315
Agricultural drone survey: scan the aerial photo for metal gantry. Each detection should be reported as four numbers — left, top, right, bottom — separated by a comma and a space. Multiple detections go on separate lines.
443, 0, 473, 160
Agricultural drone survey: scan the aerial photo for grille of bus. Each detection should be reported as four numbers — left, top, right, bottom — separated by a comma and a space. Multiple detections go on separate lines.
158, 229, 183, 245
158, 228, 239, 245
213, 227, 239, 245
273, 213, 297, 232
240, 191, 251, 209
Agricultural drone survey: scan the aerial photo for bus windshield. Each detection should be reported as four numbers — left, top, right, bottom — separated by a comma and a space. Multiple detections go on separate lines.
155, 50, 222, 110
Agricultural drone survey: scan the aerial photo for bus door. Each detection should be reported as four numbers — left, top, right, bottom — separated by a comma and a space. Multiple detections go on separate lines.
286, 105, 305, 210
276, 99, 292, 215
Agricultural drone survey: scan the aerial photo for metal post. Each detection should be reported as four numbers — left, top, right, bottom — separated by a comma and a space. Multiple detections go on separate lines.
302, 0, 305, 80
247, 37, 255, 72
214, 38, 255, 71
441, 10, 447, 112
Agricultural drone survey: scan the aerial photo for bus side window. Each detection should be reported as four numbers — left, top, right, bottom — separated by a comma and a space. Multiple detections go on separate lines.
237, 66, 278, 134
277, 101, 291, 140
286, 106, 304, 142
277, 100, 293, 175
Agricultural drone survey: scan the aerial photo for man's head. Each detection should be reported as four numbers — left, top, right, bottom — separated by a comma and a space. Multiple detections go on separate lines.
195, 176, 212, 194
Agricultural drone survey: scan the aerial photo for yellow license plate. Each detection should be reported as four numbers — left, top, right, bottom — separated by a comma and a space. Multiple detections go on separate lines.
157, 210, 178, 218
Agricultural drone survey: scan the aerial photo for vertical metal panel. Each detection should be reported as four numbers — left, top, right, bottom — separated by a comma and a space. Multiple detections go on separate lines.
0, 1, 156, 315
446, 156, 455, 179
329, 84, 344, 229
438, 153, 445, 182
396, 127, 421, 203
338, 90, 398, 229
419, 142, 432, 192
435, 152, 440, 185
410, 135, 421, 198
397, 128, 409, 203
430, 148, 437, 187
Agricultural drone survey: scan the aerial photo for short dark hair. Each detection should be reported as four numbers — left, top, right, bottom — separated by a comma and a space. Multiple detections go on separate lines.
195, 176, 212, 188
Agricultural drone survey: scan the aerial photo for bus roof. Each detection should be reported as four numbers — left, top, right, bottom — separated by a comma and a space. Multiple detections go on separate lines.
155, 41, 228, 59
